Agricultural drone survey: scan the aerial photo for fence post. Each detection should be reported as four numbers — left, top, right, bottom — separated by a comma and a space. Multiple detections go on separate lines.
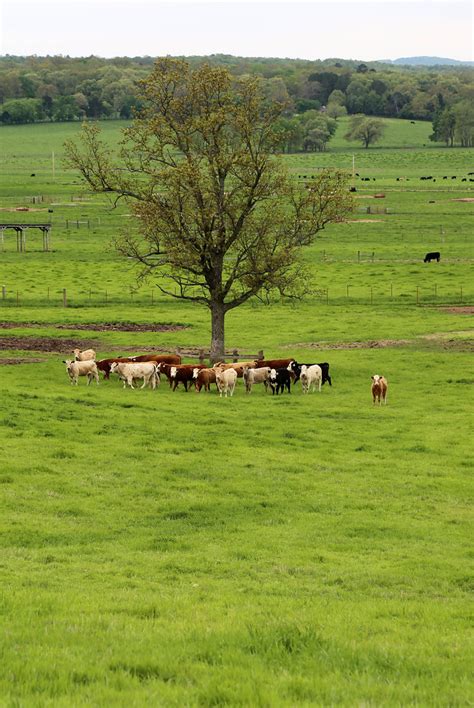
416, 286, 419, 305
2, 286, 5, 300
232, 349, 239, 362
16, 291, 19, 306
370, 286, 373, 305
62, 288, 67, 307
199, 349, 206, 364
357, 250, 360, 263
257, 350, 264, 360
372, 251, 375, 263
460, 286, 463, 303
390, 283, 393, 300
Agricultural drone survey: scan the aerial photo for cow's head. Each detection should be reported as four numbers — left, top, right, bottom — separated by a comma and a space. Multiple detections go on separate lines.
170, 366, 177, 378
72, 348, 80, 359
371, 375, 381, 383
63, 359, 73, 369
269, 368, 277, 381
110, 362, 119, 373
192, 367, 200, 379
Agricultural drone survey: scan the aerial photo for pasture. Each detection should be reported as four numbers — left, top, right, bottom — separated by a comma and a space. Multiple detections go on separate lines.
0, 119, 473, 705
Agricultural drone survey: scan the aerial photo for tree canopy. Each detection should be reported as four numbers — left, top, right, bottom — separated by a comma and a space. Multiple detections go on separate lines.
65, 59, 354, 359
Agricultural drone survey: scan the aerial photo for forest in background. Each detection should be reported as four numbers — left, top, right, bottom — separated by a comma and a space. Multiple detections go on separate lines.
1, 54, 473, 147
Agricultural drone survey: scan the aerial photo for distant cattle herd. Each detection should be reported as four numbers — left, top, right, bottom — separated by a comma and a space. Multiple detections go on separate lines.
63, 349, 388, 404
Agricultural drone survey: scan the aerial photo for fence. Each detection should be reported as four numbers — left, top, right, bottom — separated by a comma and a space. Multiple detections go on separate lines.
0, 284, 470, 309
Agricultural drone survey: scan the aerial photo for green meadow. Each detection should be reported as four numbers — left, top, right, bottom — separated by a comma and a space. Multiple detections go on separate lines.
0, 118, 473, 706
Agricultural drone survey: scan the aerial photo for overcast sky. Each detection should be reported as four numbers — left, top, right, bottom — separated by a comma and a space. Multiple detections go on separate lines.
0, 0, 472, 62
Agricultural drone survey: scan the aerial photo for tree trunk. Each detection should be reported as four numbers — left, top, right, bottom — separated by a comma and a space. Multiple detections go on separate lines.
210, 300, 226, 364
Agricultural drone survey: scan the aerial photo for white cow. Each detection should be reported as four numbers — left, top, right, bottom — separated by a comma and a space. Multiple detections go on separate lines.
73, 348, 96, 361
63, 359, 99, 386
300, 364, 322, 393
110, 361, 158, 389
242, 366, 271, 393
215, 367, 237, 398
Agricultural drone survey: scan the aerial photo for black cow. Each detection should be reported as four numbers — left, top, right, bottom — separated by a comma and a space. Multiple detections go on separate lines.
269, 368, 291, 395
289, 361, 332, 386
424, 251, 440, 263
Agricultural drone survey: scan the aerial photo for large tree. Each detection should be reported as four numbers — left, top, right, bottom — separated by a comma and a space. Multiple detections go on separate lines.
344, 114, 387, 148
65, 59, 353, 360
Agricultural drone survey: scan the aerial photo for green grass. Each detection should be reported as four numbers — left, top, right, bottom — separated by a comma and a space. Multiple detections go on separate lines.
0, 119, 473, 705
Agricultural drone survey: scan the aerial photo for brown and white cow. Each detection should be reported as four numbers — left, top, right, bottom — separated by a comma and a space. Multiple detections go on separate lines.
158, 363, 207, 391
96, 357, 134, 380
371, 375, 388, 405
193, 367, 217, 392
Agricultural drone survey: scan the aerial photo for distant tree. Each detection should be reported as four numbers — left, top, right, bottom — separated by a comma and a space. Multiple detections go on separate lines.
65, 59, 354, 361
344, 114, 386, 148
0, 98, 41, 124
430, 107, 456, 146
453, 100, 474, 147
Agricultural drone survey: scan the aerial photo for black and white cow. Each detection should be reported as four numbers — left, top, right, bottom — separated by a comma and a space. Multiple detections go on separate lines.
289, 361, 332, 386
269, 368, 291, 395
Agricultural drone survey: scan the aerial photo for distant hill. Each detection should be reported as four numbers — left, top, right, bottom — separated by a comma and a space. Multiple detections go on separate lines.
382, 56, 474, 66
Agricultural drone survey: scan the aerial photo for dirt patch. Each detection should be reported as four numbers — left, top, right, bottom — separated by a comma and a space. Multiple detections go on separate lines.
347, 219, 384, 224
0, 321, 188, 332
0, 336, 101, 354
0, 357, 46, 365
440, 307, 474, 315
452, 198, 474, 203
288, 336, 474, 352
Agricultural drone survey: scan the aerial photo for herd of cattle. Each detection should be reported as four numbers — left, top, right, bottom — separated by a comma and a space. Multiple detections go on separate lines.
63, 348, 388, 404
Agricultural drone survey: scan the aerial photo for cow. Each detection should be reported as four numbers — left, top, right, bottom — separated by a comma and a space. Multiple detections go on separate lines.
63, 359, 99, 386
424, 251, 440, 263
110, 361, 159, 389
193, 367, 217, 392
371, 375, 388, 405
215, 368, 237, 398
255, 358, 293, 371
212, 361, 258, 378
268, 368, 291, 395
130, 353, 181, 365
242, 366, 271, 393
300, 364, 323, 393
289, 361, 332, 387
96, 357, 134, 380
159, 363, 207, 391
73, 348, 96, 362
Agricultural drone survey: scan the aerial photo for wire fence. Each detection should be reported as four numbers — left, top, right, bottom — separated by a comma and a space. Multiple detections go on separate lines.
0, 283, 470, 309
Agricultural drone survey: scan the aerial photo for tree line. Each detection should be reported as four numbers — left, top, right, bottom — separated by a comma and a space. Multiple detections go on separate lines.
1, 54, 473, 147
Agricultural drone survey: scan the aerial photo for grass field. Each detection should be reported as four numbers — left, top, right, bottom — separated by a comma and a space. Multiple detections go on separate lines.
0, 118, 473, 705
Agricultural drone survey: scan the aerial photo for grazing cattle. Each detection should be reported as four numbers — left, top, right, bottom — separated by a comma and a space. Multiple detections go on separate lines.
193, 367, 217, 392
159, 363, 207, 391
73, 348, 96, 362
215, 368, 237, 397
243, 366, 271, 393
63, 359, 99, 386
424, 251, 440, 263
289, 361, 332, 386
130, 353, 181, 365
300, 364, 323, 393
371, 375, 388, 405
110, 361, 158, 389
269, 368, 291, 395
96, 357, 134, 380
212, 361, 258, 378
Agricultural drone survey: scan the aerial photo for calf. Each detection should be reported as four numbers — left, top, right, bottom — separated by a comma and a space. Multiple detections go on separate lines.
63, 359, 99, 386
73, 348, 96, 362
243, 366, 271, 393
215, 368, 237, 398
269, 368, 291, 395
300, 364, 322, 393
424, 251, 440, 263
110, 361, 158, 389
96, 357, 134, 380
193, 367, 217, 392
371, 375, 388, 405
289, 361, 332, 386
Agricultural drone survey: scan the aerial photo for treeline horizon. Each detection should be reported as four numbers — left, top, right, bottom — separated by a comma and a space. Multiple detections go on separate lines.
1, 54, 473, 147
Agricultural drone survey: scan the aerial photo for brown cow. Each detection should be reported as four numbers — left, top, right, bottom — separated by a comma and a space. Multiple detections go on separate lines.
371, 375, 388, 405
194, 367, 217, 392
255, 358, 293, 370
158, 363, 207, 391
130, 353, 181, 365
212, 361, 258, 378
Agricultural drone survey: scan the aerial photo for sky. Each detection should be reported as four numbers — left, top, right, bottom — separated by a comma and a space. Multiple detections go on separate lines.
0, 0, 472, 63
